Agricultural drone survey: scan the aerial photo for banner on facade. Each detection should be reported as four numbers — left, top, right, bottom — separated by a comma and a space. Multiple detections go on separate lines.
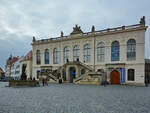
121, 68, 125, 83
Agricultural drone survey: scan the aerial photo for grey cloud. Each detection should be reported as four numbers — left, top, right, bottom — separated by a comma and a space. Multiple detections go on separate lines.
0, 0, 150, 69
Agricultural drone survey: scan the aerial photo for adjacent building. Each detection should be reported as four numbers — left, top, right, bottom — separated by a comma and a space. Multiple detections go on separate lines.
10, 56, 24, 79
0, 67, 4, 78
145, 59, 150, 83
32, 17, 147, 86
5, 56, 19, 77
20, 51, 33, 79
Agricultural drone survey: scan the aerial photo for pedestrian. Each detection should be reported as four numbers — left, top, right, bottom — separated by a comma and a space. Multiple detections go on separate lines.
42, 78, 45, 86
45, 78, 48, 86
145, 79, 148, 87
33, 77, 35, 81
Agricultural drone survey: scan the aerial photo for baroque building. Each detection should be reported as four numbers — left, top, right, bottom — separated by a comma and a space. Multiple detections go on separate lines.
32, 17, 147, 86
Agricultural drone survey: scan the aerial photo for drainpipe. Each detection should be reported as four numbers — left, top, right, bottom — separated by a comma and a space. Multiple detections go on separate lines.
92, 26, 96, 72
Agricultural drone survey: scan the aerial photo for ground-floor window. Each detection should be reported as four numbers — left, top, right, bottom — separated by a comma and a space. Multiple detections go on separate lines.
128, 69, 135, 81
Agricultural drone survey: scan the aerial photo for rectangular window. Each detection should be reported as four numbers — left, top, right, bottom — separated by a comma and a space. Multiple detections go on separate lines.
128, 69, 135, 81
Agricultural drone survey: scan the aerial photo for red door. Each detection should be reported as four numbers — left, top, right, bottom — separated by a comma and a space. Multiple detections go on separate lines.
110, 70, 120, 84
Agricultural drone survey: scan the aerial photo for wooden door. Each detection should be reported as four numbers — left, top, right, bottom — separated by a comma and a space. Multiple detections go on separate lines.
110, 70, 120, 84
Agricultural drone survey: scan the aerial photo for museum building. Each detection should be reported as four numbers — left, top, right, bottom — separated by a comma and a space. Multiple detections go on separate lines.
32, 17, 147, 86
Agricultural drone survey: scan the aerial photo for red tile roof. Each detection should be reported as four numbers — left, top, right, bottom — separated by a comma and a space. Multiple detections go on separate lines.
9, 57, 19, 65
24, 50, 32, 60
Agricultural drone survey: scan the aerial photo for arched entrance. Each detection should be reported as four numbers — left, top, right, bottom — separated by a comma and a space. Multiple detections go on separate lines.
110, 70, 120, 84
69, 67, 76, 83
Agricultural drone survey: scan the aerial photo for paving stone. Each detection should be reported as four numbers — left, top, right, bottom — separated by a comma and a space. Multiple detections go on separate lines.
0, 82, 150, 113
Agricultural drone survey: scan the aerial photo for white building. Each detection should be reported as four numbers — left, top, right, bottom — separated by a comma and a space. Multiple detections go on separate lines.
10, 57, 24, 79
5, 56, 18, 78
32, 17, 147, 86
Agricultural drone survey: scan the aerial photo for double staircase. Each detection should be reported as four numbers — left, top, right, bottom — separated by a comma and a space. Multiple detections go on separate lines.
41, 61, 97, 83
40, 69, 58, 81
73, 61, 94, 83
78, 61, 94, 71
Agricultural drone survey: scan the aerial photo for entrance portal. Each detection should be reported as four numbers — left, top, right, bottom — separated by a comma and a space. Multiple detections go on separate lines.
110, 70, 120, 84
69, 67, 76, 83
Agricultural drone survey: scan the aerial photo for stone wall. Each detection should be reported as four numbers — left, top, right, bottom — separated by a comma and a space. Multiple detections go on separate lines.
9, 80, 38, 87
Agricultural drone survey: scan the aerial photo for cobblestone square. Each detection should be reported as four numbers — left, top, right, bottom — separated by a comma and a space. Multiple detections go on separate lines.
0, 82, 150, 113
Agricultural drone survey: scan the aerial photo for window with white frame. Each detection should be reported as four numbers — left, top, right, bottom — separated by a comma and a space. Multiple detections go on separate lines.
53, 48, 59, 64
64, 46, 70, 63
127, 39, 136, 61
45, 49, 49, 64
73, 45, 80, 61
111, 41, 120, 61
97, 42, 105, 62
83, 44, 91, 63
36, 50, 41, 65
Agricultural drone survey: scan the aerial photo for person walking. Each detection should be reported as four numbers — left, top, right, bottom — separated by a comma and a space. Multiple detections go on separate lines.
145, 78, 148, 87
42, 78, 45, 86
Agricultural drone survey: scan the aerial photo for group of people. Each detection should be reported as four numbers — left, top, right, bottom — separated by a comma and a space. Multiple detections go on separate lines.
42, 78, 48, 86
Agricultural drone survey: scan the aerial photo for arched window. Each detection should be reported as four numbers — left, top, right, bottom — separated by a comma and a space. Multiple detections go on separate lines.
53, 48, 59, 64
84, 44, 91, 63
45, 49, 49, 64
97, 42, 105, 62
64, 46, 70, 63
111, 41, 120, 61
36, 50, 41, 65
73, 45, 80, 61
128, 69, 135, 81
127, 39, 136, 60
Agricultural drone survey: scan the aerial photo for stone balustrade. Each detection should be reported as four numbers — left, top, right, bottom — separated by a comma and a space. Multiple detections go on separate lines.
32, 23, 146, 45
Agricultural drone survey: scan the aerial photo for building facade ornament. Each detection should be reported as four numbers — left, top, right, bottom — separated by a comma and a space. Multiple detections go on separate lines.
91, 25, 95, 32
70, 24, 83, 35
32, 36, 36, 42
140, 16, 145, 26
61, 31, 64, 37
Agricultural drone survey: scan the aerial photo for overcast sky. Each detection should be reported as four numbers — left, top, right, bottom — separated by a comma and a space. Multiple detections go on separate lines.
0, 0, 150, 70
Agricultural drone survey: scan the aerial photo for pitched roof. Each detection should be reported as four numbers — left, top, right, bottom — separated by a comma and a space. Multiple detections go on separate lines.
23, 50, 32, 60
8, 57, 19, 65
